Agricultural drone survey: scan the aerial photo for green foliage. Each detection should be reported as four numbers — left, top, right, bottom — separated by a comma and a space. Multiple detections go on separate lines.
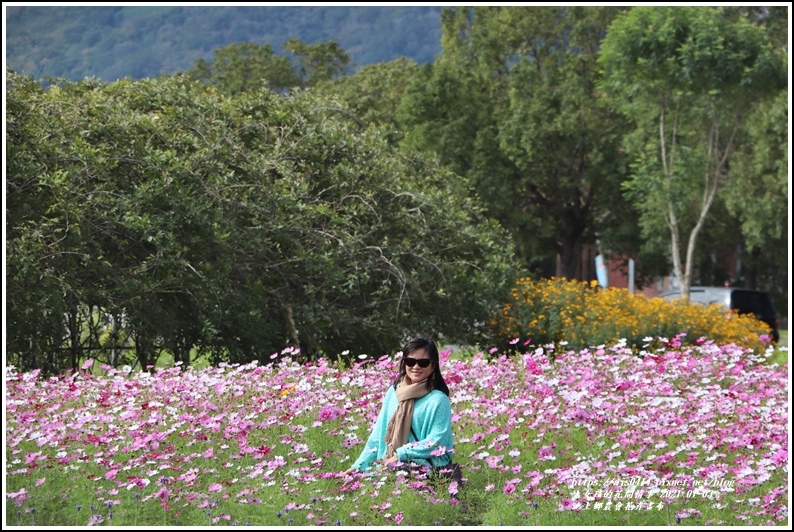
282, 38, 352, 88
186, 39, 352, 96
187, 42, 300, 94
597, 6, 787, 295
5, 69, 521, 374
7, 6, 789, 373
723, 90, 788, 250
397, 6, 636, 279
488, 277, 774, 354
313, 57, 421, 146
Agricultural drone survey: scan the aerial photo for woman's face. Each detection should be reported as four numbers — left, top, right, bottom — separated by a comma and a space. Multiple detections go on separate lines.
404, 347, 434, 383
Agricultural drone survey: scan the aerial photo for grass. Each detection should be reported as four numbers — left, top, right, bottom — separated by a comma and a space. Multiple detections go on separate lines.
5, 338, 788, 526
767, 329, 788, 366
778, 329, 788, 349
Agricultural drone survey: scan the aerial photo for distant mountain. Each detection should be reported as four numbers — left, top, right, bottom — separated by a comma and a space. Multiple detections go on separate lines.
5, 5, 444, 82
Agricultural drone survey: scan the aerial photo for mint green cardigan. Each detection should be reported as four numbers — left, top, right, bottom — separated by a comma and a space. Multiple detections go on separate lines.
351, 386, 454, 472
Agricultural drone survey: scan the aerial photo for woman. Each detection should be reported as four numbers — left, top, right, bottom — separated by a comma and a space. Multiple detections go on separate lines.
347, 337, 455, 473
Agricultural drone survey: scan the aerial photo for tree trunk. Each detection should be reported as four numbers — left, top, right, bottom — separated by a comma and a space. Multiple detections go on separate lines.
558, 219, 585, 280
284, 305, 305, 362
68, 303, 81, 372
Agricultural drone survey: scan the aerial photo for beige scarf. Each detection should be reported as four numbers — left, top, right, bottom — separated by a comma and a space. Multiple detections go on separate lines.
384, 376, 432, 460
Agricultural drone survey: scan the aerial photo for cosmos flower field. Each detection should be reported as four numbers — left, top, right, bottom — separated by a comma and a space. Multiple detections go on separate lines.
5, 338, 789, 526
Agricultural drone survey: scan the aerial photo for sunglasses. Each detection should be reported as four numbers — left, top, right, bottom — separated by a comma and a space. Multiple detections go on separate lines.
404, 357, 431, 368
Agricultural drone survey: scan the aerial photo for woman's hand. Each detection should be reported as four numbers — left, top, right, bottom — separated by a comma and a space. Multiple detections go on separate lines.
382, 456, 398, 467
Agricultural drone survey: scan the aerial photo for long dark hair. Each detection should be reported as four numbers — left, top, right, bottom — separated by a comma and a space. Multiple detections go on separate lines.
391, 337, 450, 397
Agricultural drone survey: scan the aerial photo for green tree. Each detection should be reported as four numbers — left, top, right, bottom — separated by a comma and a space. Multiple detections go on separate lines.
313, 57, 421, 145
6, 72, 230, 372
398, 6, 634, 280
282, 38, 352, 88
6, 72, 80, 374
6, 69, 521, 374
597, 6, 786, 299
723, 89, 788, 294
187, 42, 300, 94
186, 39, 352, 95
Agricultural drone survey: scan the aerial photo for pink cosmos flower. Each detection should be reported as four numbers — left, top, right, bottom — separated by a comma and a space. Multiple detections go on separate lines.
342, 435, 360, 448
3, 332, 786, 529
615, 380, 632, 391
525, 359, 542, 374
9, 492, 28, 506
208, 483, 223, 492
485, 454, 503, 468
317, 405, 345, 421
771, 449, 787, 467
558, 498, 574, 511
430, 446, 447, 456
538, 446, 556, 461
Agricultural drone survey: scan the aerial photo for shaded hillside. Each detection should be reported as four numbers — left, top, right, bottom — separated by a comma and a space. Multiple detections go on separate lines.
5, 5, 443, 81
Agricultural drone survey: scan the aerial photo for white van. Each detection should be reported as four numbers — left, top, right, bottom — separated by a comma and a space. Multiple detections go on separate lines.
660, 286, 780, 343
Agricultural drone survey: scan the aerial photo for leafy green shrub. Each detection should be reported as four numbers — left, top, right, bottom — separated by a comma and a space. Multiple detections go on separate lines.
488, 277, 773, 354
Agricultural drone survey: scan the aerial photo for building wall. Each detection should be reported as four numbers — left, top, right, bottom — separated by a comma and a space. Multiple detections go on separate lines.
601, 245, 741, 299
